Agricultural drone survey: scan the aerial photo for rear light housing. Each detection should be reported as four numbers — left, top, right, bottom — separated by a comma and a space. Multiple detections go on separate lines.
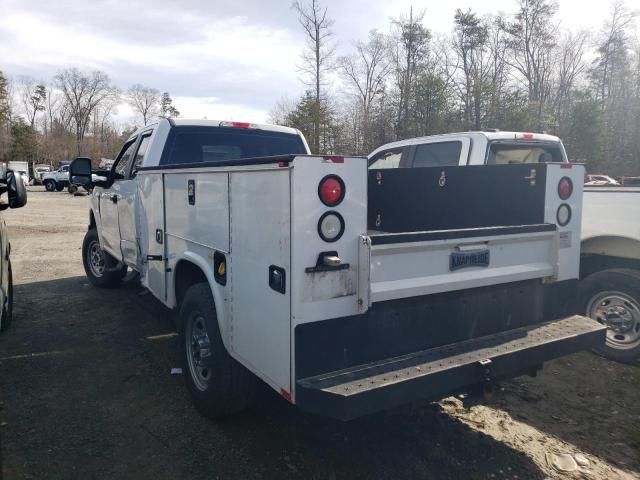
558, 177, 573, 200
219, 121, 257, 129
318, 175, 345, 206
557, 203, 572, 226
318, 211, 345, 242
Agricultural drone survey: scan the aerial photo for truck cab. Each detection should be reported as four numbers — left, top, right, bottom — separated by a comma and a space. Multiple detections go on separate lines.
368, 131, 567, 169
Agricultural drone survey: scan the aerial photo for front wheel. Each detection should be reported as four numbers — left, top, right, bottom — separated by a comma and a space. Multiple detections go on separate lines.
82, 229, 127, 288
43, 180, 56, 192
580, 269, 640, 363
0, 260, 13, 332
179, 283, 257, 418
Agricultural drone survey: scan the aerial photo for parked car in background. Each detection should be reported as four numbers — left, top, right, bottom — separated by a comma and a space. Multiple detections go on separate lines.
0, 164, 28, 332
32, 164, 51, 185
579, 185, 640, 362
585, 174, 620, 186
41, 165, 70, 191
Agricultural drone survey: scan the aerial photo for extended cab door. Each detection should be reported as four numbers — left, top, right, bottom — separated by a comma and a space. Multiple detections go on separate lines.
100, 138, 138, 260
119, 132, 152, 267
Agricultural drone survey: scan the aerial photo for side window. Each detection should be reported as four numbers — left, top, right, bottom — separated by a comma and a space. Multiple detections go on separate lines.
413, 141, 462, 168
369, 148, 404, 169
113, 139, 138, 179
130, 134, 152, 178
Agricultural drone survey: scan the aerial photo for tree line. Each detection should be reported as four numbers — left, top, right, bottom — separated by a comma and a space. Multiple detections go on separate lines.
273, 0, 640, 175
0, 68, 180, 168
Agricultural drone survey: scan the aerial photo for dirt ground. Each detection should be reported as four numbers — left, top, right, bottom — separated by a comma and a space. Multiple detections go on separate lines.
0, 187, 638, 480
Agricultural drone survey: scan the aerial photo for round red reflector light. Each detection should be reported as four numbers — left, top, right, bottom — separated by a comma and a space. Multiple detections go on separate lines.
558, 177, 573, 200
318, 175, 345, 206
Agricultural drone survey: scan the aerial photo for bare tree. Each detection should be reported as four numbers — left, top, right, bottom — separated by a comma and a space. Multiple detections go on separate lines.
591, 1, 636, 107
452, 9, 491, 130
18, 76, 47, 128
553, 30, 588, 130
128, 84, 161, 126
267, 96, 296, 126
293, 0, 335, 153
339, 30, 391, 152
55, 68, 119, 155
390, 7, 431, 138
503, 0, 560, 128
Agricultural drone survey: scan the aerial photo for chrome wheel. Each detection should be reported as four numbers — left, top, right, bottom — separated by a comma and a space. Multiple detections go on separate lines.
587, 291, 640, 350
185, 313, 212, 391
87, 240, 106, 278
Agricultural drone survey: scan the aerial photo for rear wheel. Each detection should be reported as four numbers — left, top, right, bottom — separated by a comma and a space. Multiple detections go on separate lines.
0, 260, 13, 332
55, 184, 64, 191
82, 229, 127, 288
43, 180, 56, 192
179, 282, 256, 418
68, 185, 78, 194
580, 269, 640, 363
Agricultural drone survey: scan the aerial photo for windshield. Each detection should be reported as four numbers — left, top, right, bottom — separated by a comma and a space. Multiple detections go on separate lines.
486, 141, 565, 164
160, 126, 308, 166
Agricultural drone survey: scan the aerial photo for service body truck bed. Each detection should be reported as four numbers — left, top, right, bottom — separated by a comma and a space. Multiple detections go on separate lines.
70, 119, 604, 420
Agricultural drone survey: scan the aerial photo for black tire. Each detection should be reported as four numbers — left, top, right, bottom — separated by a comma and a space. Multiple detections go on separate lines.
43, 180, 56, 192
82, 229, 127, 288
579, 269, 640, 363
68, 185, 78, 194
55, 184, 64, 192
0, 260, 13, 332
179, 282, 256, 418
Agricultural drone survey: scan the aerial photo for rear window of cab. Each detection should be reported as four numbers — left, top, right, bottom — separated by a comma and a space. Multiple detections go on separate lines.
160, 126, 308, 165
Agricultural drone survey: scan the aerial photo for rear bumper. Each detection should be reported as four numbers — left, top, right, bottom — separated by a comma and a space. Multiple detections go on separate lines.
296, 315, 605, 420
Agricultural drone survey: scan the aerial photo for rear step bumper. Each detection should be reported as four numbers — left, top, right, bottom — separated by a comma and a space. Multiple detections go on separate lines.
296, 316, 605, 420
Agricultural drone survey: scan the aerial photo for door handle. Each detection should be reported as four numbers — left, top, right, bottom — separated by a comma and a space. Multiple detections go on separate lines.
111, 194, 118, 204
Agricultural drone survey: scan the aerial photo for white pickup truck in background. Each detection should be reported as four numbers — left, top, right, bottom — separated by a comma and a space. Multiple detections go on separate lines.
41, 164, 70, 191
579, 186, 640, 362
70, 120, 603, 420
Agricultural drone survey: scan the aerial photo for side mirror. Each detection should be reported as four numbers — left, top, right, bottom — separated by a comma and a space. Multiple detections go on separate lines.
70, 157, 93, 188
6, 170, 27, 209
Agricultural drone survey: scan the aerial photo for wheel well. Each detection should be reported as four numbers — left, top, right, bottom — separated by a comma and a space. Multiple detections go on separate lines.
174, 260, 208, 307
580, 253, 640, 279
89, 211, 96, 230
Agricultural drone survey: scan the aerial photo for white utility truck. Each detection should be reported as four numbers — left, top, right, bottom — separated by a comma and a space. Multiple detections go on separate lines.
70, 120, 604, 420
41, 164, 70, 191
579, 186, 640, 362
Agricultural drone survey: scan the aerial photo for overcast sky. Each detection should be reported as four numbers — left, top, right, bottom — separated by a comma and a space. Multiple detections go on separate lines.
0, 0, 631, 125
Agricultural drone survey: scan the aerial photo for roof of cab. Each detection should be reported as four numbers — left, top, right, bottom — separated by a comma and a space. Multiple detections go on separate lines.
129, 118, 301, 140
169, 119, 300, 135
368, 131, 562, 158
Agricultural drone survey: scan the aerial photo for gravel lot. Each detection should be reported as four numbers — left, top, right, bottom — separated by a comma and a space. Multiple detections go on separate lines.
1, 187, 639, 480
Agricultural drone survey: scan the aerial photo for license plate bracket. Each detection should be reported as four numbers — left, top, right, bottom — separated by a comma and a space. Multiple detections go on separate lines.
450, 249, 490, 271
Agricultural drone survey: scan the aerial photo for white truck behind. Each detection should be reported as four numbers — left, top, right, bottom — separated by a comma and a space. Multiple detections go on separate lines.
368, 131, 639, 363
579, 186, 640, 362
70, 119, 603, 420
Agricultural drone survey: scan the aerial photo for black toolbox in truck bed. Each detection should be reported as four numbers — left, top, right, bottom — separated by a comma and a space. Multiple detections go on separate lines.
296, 316, 605, 420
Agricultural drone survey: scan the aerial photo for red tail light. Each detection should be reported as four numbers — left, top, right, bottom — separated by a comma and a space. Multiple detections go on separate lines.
318, 175, 345, 206
558, 177, 573, 200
